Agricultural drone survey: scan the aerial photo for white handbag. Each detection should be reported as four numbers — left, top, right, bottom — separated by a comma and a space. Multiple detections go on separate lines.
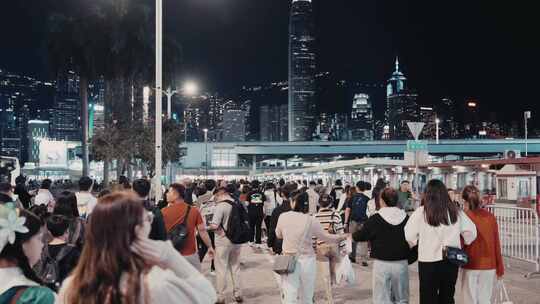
494, 280, 513, 304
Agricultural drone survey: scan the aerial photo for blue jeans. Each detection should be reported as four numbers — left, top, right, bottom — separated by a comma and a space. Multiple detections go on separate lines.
372, 259, 409, 304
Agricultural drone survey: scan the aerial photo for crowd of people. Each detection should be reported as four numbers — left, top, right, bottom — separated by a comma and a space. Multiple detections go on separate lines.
0, 174, 505, 304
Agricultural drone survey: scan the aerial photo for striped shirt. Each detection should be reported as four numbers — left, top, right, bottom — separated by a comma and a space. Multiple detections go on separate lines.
314, 208, 346, 248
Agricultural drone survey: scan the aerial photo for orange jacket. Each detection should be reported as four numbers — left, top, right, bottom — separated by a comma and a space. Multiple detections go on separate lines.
463, 209, 504, 277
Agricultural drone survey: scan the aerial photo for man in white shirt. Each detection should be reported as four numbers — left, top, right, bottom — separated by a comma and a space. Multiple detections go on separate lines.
75, 176, 97, 218
306, 181, 320, 215
34, 179, 55, 212
209, 186, 243, 304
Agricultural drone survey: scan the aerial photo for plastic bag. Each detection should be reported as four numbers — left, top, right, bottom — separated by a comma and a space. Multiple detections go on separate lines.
494, 280, 513, 304
336, 256, 356, 286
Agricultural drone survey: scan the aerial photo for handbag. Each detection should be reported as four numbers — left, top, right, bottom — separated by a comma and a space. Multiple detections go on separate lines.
273, 216, 311, 275
441, 213, 469, 267
494, 280, 513, 304
168, 206, 192, 251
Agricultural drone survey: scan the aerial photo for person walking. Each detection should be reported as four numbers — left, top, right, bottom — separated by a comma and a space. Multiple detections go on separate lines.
198, 180, 217, 274
53, 191, 85, 251
247, 181, 266, 248
162, 183, 214, 270
345, 181, 370, 265
276, 191, 348, 304
209, 186, 245, 304
263, 182, 278, 244
35, 215, 81, 291
34, 179, 55, 213
314, 194, 346, 304
461, 185, 504, 304
14, 175, 32, 209
268, 184, 295, 254
306, 181, 320, 215
132, 178, 167, 241
353, 187, 411, 304
397, 181, 414, 212
57, 192, 216, 303
405, 179, 477, 304
75, 176, 97, 218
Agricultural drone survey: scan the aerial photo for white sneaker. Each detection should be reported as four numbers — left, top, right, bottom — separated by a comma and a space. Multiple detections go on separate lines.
248, 242, 254, 247
209, 270, 216, 276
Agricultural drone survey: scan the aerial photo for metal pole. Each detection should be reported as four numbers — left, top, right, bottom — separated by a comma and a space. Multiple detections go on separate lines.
525, 112, 528, 157
204, 129, 208, 179
166, 90, 172, 120
154, 0, 163, 201
436, 119, 440, 144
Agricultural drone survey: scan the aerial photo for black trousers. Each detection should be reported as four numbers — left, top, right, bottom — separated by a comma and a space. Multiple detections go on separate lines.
418, 260, 459, 304
248, 211, 264, 244
197, 231, 215, 271
263, 215, 272, 239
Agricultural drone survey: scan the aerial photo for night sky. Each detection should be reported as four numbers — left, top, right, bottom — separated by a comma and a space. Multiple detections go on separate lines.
1, 0, 539, 124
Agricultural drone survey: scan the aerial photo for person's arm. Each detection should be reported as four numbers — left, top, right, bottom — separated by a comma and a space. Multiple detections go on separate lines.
344, 207, 351, 228
404, 208, 421, 247
275, 215, 283, 240
312, 218, 346, 243
197, 224, 215, 258
459, 211, 477, 245
493, 217, 504, 278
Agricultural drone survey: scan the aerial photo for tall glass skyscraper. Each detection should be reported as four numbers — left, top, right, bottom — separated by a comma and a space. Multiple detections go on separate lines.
288, 0, 316, 141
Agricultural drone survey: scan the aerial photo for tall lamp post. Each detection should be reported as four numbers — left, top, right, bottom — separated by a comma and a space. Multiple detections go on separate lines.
525, 111, 531, 157
154, 0, 163, 200
203, 128, 209, 179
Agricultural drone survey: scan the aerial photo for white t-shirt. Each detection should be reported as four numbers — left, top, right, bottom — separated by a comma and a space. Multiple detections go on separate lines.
404, 206, 477, 262
263, 190, 277, 216
34, 189, 55, 212
76, 192, 98, 216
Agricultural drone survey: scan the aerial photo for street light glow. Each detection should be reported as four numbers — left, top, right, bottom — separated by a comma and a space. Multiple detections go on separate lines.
183, 81, 199, 96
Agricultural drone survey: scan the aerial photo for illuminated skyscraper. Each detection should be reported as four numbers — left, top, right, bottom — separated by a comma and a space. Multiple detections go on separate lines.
288, 0, 316, 141
386, 57, 419, 139
350, 93, 374, 141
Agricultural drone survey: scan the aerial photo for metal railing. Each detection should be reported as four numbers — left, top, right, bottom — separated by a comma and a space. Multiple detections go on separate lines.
486, 205, 540, 278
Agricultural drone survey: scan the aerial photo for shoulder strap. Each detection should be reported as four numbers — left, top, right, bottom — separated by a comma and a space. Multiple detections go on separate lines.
10, 287, 28, 304
56, 244, 76, 261
170, 205, 192, 231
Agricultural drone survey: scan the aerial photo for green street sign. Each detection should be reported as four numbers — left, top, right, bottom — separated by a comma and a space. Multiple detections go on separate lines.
407, 140, 428, 151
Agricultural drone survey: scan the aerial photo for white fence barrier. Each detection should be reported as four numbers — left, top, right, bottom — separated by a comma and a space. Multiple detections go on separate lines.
486, 205, 540, 278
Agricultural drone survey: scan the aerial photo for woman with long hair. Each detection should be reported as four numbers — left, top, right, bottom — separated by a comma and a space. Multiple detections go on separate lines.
0, 205, 56, 303
405, 179, 477, 304
57, 191, 216, 304
461, 185, 504, 304
276, 191, 347, 303
53, 191, 84, 250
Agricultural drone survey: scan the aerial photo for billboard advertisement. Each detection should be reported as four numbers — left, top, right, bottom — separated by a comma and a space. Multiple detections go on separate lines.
39, 140, 68, 168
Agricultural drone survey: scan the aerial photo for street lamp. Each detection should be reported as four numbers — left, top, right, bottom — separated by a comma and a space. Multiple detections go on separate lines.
154, 0, 163, 200
163, 82, 199, 120
525, 111, 532, 157
435, 118, 440, 144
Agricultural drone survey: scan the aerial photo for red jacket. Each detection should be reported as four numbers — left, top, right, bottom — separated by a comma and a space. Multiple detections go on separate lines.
463, 209, 504, 277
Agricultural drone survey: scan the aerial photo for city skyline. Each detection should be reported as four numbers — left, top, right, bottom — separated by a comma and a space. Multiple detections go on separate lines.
0, 1, 538, 123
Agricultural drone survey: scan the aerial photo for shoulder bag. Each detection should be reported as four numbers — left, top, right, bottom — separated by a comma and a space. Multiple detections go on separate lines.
273, 216, 312, 275
168, 206, 192, 251
441, 213, 469, 267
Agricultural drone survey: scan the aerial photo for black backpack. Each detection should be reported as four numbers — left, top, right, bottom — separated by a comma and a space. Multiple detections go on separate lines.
168, 206, 192, 251
350, 193, 369, 222
223, 200, 251, 244
35, 244, 75, 291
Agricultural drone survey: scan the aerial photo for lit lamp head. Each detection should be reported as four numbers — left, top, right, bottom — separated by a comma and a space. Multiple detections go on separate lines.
182, 81, 198, 96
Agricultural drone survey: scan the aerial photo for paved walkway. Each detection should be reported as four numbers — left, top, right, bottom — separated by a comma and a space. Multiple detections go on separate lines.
202, 244, 540, 304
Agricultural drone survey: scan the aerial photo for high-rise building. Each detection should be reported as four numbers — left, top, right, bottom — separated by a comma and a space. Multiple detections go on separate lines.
222, 109, 246, 142
27, 120, 49, 163
437, 98, 458, 138
288, 0, 316, 141
260, 104, 288, 141
350, 93, 374, 141
386, 58, 419, 139
463, 98, 480, 138
51, 70, 81, 142
419, 106, 437, 139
